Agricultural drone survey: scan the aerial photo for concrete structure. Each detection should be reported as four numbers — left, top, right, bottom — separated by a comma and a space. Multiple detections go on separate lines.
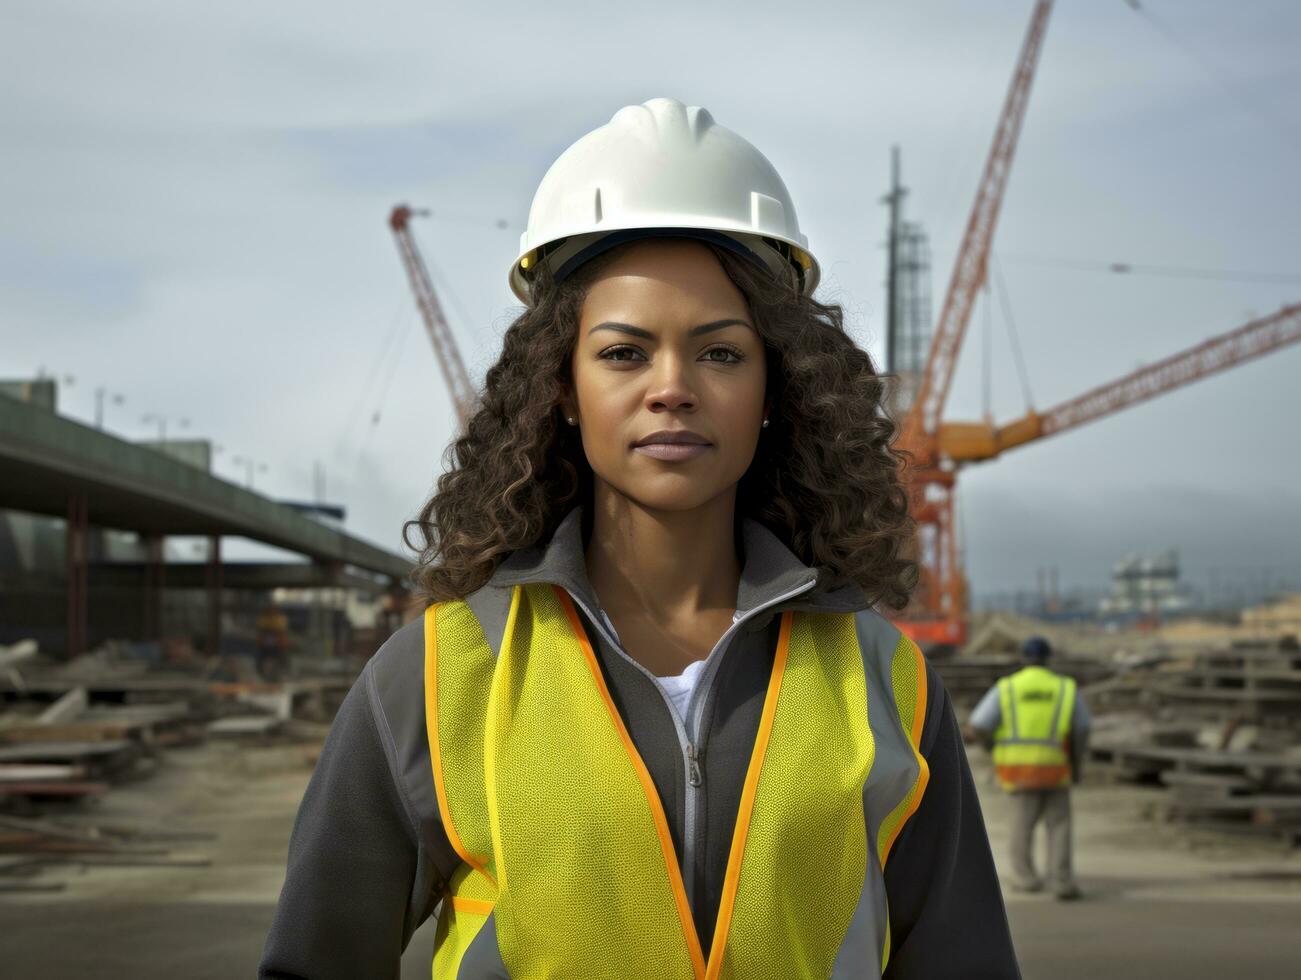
0, 392, 410, 655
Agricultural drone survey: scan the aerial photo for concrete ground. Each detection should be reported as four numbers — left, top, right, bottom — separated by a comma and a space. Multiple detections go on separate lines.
971, 752, 1301, 979
0, 733, 320, 979
2, 734, 1299, 978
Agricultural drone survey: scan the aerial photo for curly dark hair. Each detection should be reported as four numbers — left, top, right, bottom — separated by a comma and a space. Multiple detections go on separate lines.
404, 240, 918, 610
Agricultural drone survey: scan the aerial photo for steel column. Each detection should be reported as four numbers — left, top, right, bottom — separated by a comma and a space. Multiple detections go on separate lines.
65, 491, 89, 657
206, 535, 223, 655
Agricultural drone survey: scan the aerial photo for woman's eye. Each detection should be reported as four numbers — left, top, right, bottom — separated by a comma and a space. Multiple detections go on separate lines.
599, 345, 645, 362
702, 346, 743, 363
598, 345, 742, 364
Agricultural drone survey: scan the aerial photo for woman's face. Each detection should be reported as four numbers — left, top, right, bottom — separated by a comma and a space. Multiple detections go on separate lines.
565, 238, 768, 514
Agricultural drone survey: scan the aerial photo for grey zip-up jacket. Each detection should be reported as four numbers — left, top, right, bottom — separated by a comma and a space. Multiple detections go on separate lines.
260, 508, 1020, 978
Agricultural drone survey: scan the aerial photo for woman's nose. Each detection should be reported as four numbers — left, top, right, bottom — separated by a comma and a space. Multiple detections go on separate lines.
644, 358, 697, 413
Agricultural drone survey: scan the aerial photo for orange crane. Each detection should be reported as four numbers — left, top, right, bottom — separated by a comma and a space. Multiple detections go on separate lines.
389, 205, 477, 429
893, 0, 1301, 648
895, 0, 1055, 647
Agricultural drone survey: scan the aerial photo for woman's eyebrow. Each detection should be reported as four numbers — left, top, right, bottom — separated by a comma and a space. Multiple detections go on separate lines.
588, 318, 753, 338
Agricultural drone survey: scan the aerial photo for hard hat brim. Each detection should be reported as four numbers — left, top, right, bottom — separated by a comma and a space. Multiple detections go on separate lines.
510, 226, 818, 304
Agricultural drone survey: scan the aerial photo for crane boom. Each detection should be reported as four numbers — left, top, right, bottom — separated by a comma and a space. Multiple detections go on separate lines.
1044, 302, 1301, 436
389, 205, 477, 429
939, 303, 1301, 460
901, 0, 1053, 451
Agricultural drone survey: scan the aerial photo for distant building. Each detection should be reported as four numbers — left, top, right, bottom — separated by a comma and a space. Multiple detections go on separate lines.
1099, 549, 1194, 618
0, 378, 57, 412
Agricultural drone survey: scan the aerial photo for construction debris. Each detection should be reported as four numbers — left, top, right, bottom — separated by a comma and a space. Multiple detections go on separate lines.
36, 686, 88, 726
1085, 639, 1301, 844
0, 639, 39, 691
0, 812, 215, 891
207, 715, 285, 739
0, 637, 359, 892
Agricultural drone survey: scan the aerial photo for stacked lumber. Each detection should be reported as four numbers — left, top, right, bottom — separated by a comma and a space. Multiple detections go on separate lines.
1092, 734, 1301, 844
0, 813, 213, 893
0, 640, 360, 804
1144, 644, 1301, 721
1088, 640, 1301, 843
1085, 640, 1301, 726
0, 740, 140, 799
0, 640, 362, 891
936, 652, 1114, 710
0, 689, 191, 800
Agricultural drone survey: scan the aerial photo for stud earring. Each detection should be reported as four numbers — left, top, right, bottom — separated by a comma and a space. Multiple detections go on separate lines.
566, 416, 577, 426
761, 418, 770, 428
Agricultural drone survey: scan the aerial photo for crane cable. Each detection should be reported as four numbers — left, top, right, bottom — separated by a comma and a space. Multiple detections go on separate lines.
981, 279, 993, 421
350, 306, 420, 487
1122, 1, 1299, 145
339, 298, 417, 459
992, 254, 1037, 412
1000, 253, 1301, 285
366, 307, 420, 430
424, 250, 481, 364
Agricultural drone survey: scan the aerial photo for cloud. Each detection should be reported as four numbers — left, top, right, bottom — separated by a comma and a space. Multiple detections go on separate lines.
0, 238, 143, 320
2, 0, 1298, 584
963, 476, 1301, 596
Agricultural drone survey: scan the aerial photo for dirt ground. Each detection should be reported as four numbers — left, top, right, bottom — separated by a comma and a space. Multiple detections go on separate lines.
972, 752, 1301, 979
2, 731, 1300, 979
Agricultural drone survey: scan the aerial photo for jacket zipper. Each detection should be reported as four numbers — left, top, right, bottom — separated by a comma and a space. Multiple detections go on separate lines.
686, 742, 703, 786
564, 577, 818, 916
562, 591, 698, 810
679, 578, 817, 911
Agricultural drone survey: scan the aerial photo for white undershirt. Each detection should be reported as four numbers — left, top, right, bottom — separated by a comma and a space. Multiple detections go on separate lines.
598, 608, 725, 722
655, 658, 708, 720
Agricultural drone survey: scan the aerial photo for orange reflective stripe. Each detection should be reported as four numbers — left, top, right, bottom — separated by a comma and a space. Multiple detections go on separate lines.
879, 637, 931, 868
448, 896, 495, 916
555, 586, 707, 980
424, 603, 497, 889
996, 763, 1071, 789
705, 610, 792, 980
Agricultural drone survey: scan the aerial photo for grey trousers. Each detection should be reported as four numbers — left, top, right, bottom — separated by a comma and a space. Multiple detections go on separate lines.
1009, 787, 1074, 889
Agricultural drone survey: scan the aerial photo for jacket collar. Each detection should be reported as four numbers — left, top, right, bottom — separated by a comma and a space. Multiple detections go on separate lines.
488, 506, 870, 620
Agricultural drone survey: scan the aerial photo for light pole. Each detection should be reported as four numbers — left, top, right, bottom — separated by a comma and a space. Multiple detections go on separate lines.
141, 414, 190, 443
231, 455, 268, 490
95, 388, 125, 429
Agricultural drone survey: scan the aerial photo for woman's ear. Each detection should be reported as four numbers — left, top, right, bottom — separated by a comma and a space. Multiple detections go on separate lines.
558, 391, 577, 425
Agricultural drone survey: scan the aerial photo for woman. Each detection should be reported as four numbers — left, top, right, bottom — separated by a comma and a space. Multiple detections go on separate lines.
261, 98, 1018, 979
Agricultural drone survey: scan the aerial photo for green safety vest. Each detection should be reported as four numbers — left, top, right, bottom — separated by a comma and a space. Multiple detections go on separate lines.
423, 581, 931, 979
992, 665, 1076, 791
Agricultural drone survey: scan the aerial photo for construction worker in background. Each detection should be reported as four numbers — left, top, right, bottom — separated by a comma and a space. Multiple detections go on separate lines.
254, 601, 290, 681
968, 635, 1090, 901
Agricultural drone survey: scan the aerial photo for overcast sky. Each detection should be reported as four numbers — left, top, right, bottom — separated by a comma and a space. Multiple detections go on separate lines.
3, 0, 1299, 600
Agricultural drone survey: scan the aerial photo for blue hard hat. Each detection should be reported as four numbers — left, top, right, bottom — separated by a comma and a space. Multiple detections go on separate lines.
1022, 636, 1052, 660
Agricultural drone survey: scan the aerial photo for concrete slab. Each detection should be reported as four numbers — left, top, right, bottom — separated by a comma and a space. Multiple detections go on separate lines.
971, 749, 1301, 978
2, 730, 1299, 978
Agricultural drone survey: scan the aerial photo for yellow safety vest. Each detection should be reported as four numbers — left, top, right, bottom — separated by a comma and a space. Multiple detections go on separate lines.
423, 582, 930, 979
992, 665, 1076, 791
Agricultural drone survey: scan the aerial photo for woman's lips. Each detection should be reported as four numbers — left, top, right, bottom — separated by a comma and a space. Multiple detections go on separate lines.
632, 442, 712, 461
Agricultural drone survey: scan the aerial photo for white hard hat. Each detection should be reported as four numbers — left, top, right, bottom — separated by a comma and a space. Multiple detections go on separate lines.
509, 97, 819, 303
